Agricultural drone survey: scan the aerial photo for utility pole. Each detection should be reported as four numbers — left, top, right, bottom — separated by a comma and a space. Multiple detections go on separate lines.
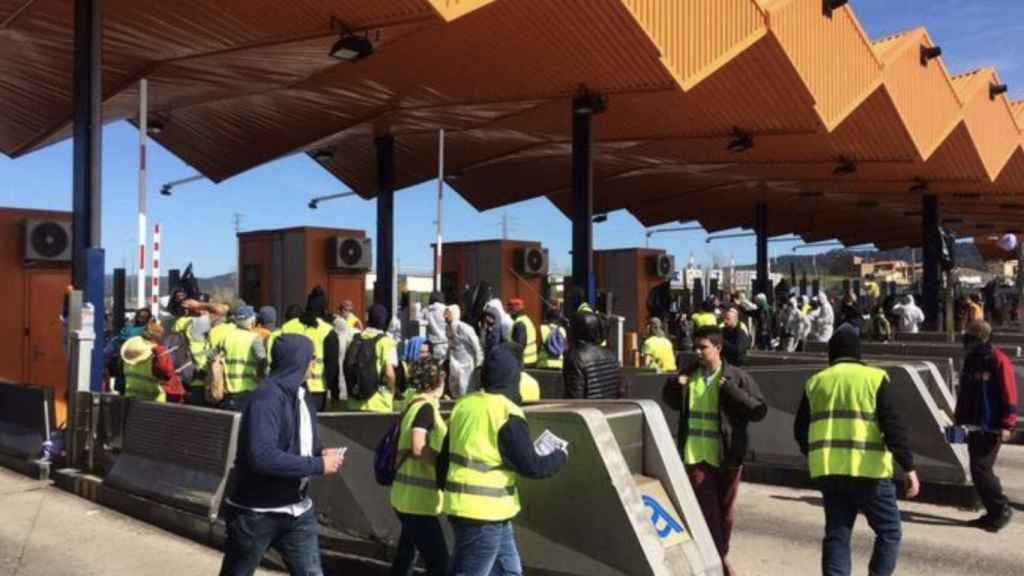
233, 213, 243, 296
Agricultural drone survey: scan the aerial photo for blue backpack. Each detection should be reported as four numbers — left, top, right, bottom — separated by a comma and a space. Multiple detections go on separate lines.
544, 324, 566, 357
373, 400, 422, 486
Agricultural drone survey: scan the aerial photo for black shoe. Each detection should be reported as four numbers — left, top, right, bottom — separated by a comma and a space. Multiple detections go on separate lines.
965, 514, 994, 528
985, 508, 1013, 533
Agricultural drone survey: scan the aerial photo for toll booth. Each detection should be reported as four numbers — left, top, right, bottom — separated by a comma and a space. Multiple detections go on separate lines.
238, 227, 368, 320
440, 239, 547, 327
595, 248, 674, 334
0, 208, 72, 425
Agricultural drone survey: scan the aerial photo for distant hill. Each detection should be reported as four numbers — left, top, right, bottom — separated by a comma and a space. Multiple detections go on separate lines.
735, 244, 984, 275
105, 273, 236, 301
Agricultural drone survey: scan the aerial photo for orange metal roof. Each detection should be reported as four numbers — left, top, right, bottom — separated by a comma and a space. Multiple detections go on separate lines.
2, 0, 1023, 248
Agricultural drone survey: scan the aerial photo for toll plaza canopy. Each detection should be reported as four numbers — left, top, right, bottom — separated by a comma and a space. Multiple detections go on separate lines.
2, 0, 1023, 251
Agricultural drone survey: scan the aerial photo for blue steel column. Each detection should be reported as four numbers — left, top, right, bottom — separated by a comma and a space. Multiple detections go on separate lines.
571, 102, 595, 308
921, 194, 941, 329
755, 203, 770, 304
72, 0, 105, 391
375, 135, 395, 313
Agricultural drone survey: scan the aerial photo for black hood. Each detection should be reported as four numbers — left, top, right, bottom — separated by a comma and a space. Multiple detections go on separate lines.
828, 329, 861, 364
571, 311, 601, 344
482, 343, 522, 404
302, 286, 327, 328
266, 334, 314, 395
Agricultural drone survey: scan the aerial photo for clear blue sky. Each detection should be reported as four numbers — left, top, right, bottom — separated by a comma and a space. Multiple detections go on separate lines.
2, 0, 1022, 277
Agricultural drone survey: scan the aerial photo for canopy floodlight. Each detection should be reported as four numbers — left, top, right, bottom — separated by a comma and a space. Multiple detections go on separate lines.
902, 210, 922, 217
797, 190, 824, 198
308, 191, 357, 210
999, 203, 1024, 211
592, 214, 608, 223
330, 33, 373, 62
833, 157, 856, 176
823, 0, 849, 18
146, 120, 164, 136
990, 83, 1009, 100
909, 179, 929, 194
855, 199, 879, 209
942, 217, 965, 225
726, 128, 754, 154
311, 149, 334, 165
573, 89, 607, 115
920, 45, 942, 66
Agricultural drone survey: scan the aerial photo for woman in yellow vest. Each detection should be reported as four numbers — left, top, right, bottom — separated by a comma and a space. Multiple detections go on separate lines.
438, 345, 566, 575
641, 317, 677, 373
536, 310, 566, 370
389, 357, 450, 576
120, 322, 183, 403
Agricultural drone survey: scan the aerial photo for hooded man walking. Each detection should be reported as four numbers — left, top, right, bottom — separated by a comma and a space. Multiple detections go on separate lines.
794, 330, 919, 576
220, 334, 345, 576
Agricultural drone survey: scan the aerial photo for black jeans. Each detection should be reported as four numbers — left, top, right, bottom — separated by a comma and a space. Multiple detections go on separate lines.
220, 506, 322, 576
819, 477, 902, 576
968, 431, 1008, 517
390, 512, 450, 576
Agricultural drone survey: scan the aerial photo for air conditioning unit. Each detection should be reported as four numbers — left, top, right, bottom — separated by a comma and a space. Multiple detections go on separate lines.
23, 220, 71, 263
649, 254, 675, 278
518, 247, 548, 276
327, 236, 372, 271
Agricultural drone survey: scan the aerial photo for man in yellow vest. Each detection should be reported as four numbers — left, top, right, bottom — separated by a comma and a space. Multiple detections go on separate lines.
344, 304, 397, 413
508, 299, 538, 368
536, 310, 566, 370
273, 288, 340, 411
641, 317, 677, 373
437, 345, 566, 575
173, 299, 228, 405
794, 330, 919, 576
390, 357, 450, 576
691, 298, 718, 329
662, 325, 766, 576
217, 306, 266, 412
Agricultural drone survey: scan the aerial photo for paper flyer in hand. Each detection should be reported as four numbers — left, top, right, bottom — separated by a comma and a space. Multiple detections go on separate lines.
534, 429, 568, 456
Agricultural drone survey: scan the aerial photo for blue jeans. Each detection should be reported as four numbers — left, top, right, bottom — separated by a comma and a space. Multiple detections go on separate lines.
219, 506, 323, 576
390, 512, 450, 576
451, 519, 522, 576
820, 477, 902, 576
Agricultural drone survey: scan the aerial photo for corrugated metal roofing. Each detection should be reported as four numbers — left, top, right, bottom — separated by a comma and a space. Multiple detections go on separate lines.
1, 0, 1023, 249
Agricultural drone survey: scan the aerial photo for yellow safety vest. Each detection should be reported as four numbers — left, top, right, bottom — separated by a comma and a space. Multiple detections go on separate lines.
683, 367, 721, 467
174, 316, 209, 380
642, 336, 677, 373
692, 313, 718, 329
279, 318, 334, 394
124, 356, 166, 402
513, 315, 538, 366
519, 372, 540, 403
577, 303, 593, 314
208, 322, 236, 350
805, 363, 894, 480
345, 329, 396, 413
345, 313, 361, 329
391, 397, 448, 516
537, 324, 564, 369
442, 391, 524, 521
221, 329, 262, 394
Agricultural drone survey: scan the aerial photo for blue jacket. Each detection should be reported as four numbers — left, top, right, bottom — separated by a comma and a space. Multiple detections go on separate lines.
230, 334, 325, 509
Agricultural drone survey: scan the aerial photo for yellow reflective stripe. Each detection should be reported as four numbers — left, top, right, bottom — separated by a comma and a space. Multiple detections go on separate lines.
688, 410, 719, 422
394, 474, 437, 490
809, 410, 875, 423
450, 452, 506, 472
445, 481, 517, 498
809, 439, 886, 452
685, 429, 721, 439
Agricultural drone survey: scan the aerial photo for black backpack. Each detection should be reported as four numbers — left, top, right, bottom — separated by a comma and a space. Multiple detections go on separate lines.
161, 332, 196, 386
344, 333, 386, 400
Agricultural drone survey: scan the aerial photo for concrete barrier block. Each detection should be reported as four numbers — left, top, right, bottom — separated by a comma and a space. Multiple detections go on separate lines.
0, 381, 53, 462
103, 402, 240, 521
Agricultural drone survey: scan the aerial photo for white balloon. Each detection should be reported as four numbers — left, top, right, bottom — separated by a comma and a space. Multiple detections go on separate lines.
998, 233, 1018, 252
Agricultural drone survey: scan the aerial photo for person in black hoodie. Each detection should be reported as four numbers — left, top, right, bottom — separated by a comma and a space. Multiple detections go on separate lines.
563, 311, 623, 399
220, 334, 344, 576
436, 345, 566, 575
